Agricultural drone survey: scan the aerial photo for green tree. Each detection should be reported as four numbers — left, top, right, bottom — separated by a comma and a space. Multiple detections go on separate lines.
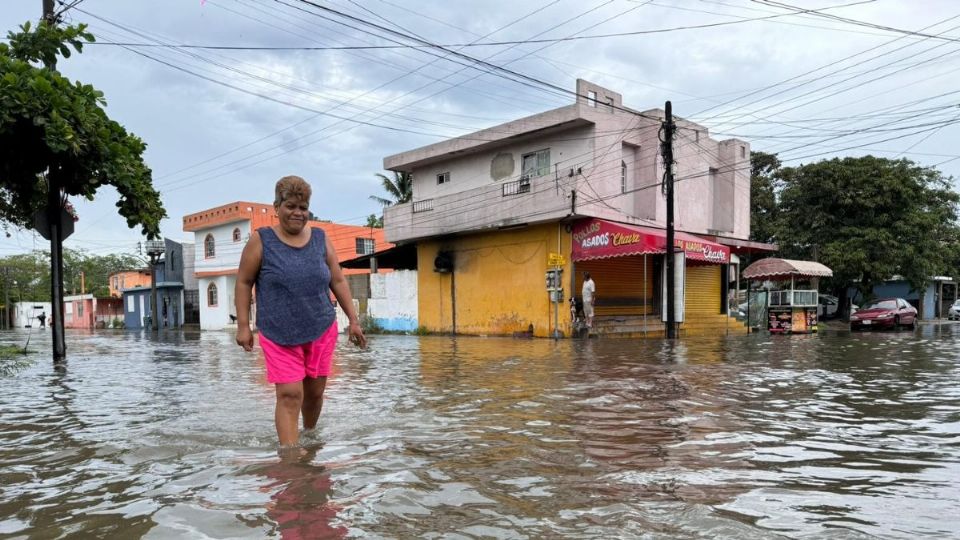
63, 249, 143, 297
369, 171, 413, 207
365, 214, 383, 228
776, 156, 959, 301
749, 151, 782, 245
0, 21, 166, 236
1, 249, 143, 302
1, 251, 50, 302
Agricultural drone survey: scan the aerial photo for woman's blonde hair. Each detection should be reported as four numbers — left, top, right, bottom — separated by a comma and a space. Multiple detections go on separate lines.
274, 175, 312, 206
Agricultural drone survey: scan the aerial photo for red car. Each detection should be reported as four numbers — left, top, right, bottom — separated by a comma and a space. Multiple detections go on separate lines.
849, 298, 918, 330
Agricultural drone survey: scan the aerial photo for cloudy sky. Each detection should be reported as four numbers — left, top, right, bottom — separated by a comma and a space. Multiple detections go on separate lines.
2, 0, 957, 258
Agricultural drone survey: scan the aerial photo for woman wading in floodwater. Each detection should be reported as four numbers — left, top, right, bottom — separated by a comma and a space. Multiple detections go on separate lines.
235, 176, 366, 450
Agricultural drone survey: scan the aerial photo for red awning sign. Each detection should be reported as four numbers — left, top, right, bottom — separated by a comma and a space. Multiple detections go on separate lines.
571, 218, 730, 264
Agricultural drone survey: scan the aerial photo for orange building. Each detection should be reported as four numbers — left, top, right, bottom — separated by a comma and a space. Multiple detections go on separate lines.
108, 269, 152, 298
182, 201, 390, 330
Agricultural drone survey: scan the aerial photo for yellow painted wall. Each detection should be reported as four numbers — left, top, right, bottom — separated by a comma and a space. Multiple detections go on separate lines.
418, 223, 572, 337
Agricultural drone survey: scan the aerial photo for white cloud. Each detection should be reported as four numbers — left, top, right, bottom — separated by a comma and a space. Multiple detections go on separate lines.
2, 0, 958, 258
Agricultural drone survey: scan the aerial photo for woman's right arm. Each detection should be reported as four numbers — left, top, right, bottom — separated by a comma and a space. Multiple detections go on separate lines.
235, 230, 262, 351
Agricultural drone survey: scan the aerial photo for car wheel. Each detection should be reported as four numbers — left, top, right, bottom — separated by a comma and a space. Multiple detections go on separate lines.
910, 316, 917, 330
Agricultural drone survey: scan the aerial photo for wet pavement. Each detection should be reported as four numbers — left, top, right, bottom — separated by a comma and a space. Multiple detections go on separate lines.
1, 325, 959, 539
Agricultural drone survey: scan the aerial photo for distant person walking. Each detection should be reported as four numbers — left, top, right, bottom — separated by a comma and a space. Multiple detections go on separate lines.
582, 272, 596, 329
235, 175, 366, 452
37, 311, 46, 329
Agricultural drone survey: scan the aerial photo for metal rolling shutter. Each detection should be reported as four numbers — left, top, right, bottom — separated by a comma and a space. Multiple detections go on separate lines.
575, 256, 655, 313
685, 264, 721, 314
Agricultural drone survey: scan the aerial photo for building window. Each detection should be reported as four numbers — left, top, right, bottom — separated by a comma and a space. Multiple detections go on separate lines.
204, 234, 215, 258
587, 90, 597, 107
741, 145, 746, 158
232, 228, 241, 242
437, 172, 450, 185
356, 237, 375, 255
207, 283, 218, 307
621, 161, 627, 193
521, 149, 550, 179
113, 277, 119, 289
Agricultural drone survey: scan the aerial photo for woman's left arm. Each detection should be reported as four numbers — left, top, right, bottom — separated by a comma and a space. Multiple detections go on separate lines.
326, 235, 367, 348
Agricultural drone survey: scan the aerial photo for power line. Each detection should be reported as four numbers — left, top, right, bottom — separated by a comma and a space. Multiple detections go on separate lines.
69, 0, 881, 51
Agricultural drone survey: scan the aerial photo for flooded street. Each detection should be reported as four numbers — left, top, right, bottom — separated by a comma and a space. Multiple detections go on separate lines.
2, 327, 959, 539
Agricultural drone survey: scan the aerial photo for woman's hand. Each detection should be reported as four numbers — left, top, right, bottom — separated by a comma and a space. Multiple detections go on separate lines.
236, 326, 254, 351
348, 321, 367, 349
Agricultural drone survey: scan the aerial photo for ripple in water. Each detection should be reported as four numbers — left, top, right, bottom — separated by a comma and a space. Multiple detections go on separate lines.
1, 326, 959, 538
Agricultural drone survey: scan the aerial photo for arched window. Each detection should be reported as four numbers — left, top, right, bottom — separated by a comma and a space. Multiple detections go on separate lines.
207, 283, 218, 307
232, 228, 241, 242
204, 234, 215, 258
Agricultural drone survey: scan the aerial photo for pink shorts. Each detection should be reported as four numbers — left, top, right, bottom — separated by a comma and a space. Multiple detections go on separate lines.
260, 322, 338, 384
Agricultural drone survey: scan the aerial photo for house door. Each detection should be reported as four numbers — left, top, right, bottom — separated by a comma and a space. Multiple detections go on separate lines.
183, 290, 200, 324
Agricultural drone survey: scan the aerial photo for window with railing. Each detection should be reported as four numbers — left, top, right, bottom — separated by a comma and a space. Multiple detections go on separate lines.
412, 199, 434, 213
521, 149, 550, 178
502, 177, 531, 196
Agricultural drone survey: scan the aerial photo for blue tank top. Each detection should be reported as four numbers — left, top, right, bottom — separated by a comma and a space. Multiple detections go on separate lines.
255, 226, 336, 345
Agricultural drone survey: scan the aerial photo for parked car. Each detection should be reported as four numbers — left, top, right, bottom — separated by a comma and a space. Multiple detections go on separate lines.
817, 294, 859, 319
948, 299, 960, 321
849, 298, 917, 330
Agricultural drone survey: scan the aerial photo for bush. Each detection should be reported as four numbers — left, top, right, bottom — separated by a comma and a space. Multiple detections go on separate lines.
360, 315, 383, 335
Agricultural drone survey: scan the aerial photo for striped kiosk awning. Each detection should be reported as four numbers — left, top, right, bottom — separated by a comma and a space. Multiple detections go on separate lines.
742, 258, 833, 281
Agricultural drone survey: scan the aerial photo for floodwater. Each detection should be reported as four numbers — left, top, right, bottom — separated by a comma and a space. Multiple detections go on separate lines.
1, 326, 959, 539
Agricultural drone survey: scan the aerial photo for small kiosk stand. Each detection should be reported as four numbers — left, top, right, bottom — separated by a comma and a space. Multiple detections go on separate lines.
742, 258, 833, 335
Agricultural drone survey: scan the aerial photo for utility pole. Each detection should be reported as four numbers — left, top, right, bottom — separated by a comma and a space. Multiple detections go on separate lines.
2, 266, 8, 330
145, 240, 165, 331
662, 101, 677, 339
43, 0, 67, 361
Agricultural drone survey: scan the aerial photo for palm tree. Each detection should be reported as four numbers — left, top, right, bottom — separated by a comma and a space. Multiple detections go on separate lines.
369, 171, 413, 207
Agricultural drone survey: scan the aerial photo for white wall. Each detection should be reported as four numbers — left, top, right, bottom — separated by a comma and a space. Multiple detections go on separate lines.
199, 275, 236, 330
412, 125, 594, 201
12, 302, 52, 328
335, 299, 360, 334
368, 270, 418, 331
181, 242, 198, 291
193, 220, 249, 275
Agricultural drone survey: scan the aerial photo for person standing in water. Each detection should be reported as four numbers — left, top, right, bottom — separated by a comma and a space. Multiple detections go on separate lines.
581, 272, 596, 329
235, 175, 366, 450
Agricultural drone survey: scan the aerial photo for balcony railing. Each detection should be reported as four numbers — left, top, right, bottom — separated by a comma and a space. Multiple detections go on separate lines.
502, 177, 531, 197
769, 290, 818, 307
384, 178, 569, 243
412, 199, 434, 213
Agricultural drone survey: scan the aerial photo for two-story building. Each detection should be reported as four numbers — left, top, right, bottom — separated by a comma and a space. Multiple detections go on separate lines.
384, 79, 770, 337
182, 202, 390, 331
122, 239, 188, 329
108, 269, 151, 298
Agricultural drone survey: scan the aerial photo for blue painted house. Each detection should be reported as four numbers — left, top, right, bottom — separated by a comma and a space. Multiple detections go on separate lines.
849, 276, 955, 320
123, 239, 186, 329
